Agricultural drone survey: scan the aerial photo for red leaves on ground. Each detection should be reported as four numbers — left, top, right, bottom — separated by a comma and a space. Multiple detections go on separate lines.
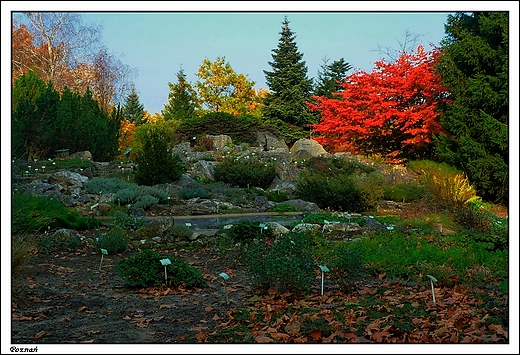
210, 280, 507, 344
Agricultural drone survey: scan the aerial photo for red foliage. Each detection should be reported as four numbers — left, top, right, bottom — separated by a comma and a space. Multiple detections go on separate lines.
308, 45, 449, 159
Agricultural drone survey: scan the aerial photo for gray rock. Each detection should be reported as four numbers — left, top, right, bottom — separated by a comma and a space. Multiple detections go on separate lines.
289, 138, 331, 161
69, 151, 93, 161
48, 170, 88, 195
279, 199, 319, 213
190, 160, 216, 181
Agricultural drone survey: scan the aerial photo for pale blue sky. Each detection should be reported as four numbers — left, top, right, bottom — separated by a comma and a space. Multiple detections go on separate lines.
81, 11, 452, 114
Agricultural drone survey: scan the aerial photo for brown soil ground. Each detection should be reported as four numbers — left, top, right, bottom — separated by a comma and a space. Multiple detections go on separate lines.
11, 239, 256, 345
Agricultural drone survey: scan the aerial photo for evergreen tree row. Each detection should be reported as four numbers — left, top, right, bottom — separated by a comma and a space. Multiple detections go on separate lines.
12, 71, 122, 161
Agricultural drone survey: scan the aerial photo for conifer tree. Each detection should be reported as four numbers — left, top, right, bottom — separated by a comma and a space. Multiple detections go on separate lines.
262, 16, 315, 129
313, 57, 352, 98
123, 85, 145, 125
162, 68, 199, 121
434, 12, 508, 203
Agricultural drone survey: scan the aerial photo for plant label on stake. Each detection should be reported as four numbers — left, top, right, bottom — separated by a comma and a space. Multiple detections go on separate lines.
99, 249, 108, 271
219, 272, 230, 305
319, 265, 329, 296
160, 258, 172, 283
259, 223, 267, 234
427, 275, 437, 304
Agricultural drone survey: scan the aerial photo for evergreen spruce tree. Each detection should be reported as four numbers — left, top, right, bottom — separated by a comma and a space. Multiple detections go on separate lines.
262, 16, 315, 129
434, 12, 508, 203
313, 57, 352, 98
123, 85, 145, 125
162, 68, 199, 121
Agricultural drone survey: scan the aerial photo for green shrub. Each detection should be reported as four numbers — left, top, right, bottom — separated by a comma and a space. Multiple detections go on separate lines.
93, 227, 129, 254
382, 183, 426, 202
112, 211, 146, 230
303, 156, 375, 176
113, 185, 168, 210
38, 230, 82, 254
116, 249, 206, 288
134, 124, 186, 186
175, 112, 261, 145
205, 182, 257, 206
243, 232, 315, 295
353, 171, 385, 210
85, 177, 131, 194
266, 190, 289, 203
327, 241, 365, 289
52, 158, 95, 170
295, 172, 370, 212
226, 221, 275, 244
214, 156, 276, 189
178, 186, 211, 200
269, 204, 297, 213
133, 194, 159, 210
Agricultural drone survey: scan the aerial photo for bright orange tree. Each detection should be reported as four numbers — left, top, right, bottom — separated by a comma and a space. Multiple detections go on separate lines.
307, 45, 449, 160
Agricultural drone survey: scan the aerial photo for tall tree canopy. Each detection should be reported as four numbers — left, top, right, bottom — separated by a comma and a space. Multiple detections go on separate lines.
262, 16, 315, 129
434, 12, 509, 204
195, 56, 259, 116
162, 68, 199, 121
308, 45, 448, 160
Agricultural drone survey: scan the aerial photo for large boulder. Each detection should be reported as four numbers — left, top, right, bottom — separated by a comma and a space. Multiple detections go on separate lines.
207, 134, 232, 150
256, 132, 289, 153
48, 170, 88, 196
190, 160, 216, 181
69, 151, 93, 161
289, 139, 330, 161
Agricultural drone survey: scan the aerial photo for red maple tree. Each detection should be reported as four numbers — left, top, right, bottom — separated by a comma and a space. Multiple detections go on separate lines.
308, 45, 449, 160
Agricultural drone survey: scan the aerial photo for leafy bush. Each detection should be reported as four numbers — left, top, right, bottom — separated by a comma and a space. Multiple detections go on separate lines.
214, 156, 276, 189
85, 177, 131, 194
244, 232, 315, 295
116, 249, 206, 288
133, 124, 186, 186
93, 227, 129, 254
296, 171, 370, 212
